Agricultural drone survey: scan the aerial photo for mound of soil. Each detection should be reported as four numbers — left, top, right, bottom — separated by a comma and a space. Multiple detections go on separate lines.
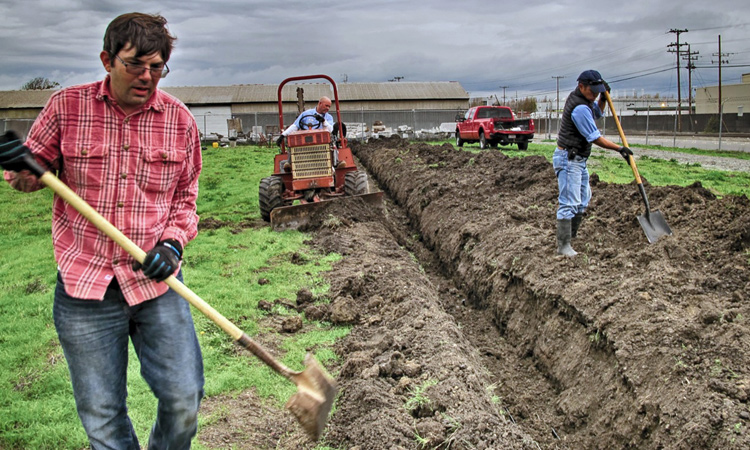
341, 136, 750, 449
200, 136, 750, 449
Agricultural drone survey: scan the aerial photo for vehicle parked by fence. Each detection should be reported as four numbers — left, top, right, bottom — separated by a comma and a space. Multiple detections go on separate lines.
455, 106, 534, 150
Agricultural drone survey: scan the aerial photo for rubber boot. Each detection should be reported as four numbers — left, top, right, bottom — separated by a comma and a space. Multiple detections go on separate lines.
571, 213, 583, 239
556, 219, 578, 257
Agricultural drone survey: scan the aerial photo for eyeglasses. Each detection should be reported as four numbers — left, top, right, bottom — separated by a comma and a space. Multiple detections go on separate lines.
114, 54, 170, 79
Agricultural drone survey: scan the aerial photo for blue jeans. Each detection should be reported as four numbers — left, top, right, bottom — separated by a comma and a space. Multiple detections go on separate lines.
53, 272, 204, 450
553, 148, 591, 220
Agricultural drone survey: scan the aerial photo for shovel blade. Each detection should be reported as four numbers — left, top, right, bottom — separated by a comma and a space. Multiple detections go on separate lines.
285, 354, 337, 441
637, 210, 672, 243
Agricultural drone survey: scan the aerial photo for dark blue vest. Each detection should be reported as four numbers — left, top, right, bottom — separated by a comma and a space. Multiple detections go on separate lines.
556, 89, 595, 158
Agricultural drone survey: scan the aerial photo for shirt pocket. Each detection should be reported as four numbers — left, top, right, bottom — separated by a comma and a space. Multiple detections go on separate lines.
60, 142, 109, 189
137, 148, 187, 193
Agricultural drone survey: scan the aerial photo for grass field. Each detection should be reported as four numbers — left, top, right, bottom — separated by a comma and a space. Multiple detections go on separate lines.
0, 144, 343, 449
1, 139, 747, 448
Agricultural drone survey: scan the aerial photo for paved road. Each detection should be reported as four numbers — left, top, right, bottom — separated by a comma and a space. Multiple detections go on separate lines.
541, 134, 750, 173
543, 133, 750, 152
603, 134, 750, 153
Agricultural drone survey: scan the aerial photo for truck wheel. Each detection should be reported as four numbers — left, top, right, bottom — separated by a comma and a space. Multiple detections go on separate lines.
259, 176, 284, 222
345, 171, 369, 196
517, 142, 529, 151
455, 132, 464, 147
479, 131, 487, 150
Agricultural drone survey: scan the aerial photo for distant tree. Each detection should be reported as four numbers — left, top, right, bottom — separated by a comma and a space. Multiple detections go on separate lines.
509, 97, 537, 114
21, 77, 60, 90
469, 97, 486, 108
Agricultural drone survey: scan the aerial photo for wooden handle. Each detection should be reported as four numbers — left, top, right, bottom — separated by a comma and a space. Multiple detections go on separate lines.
604, 91, 642, 184
38, 171, 298, 379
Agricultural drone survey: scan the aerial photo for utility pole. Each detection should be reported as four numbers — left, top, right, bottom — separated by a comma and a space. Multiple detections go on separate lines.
499, 85, 509, 105
667, 28, 688, 132
712, 35, 732, 125
552, 76, 565, 133
682, 44, 700, 130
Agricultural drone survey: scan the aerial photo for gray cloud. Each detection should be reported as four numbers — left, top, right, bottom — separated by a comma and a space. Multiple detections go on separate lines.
1, 0, 748, 101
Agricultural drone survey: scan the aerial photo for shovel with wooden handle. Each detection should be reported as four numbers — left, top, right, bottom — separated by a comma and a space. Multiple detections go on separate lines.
0, 132, 336, 441
603, 92, 673, 243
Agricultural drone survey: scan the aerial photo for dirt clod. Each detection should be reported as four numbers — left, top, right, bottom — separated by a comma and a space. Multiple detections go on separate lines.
295, 288, 314, 306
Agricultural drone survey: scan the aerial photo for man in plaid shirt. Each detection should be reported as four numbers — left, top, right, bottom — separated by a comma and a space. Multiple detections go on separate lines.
0, 13, 204, 449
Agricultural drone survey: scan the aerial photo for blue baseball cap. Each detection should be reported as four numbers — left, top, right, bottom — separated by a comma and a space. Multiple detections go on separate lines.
577, 70, 606, 93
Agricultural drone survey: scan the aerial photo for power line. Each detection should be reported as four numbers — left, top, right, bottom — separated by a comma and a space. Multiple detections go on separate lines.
694, 63, 750, 68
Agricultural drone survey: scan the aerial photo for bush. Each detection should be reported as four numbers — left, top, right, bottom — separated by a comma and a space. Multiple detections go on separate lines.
704, 116, 719, 133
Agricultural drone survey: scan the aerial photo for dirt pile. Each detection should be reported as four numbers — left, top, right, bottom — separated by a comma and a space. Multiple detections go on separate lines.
337, 136, 749, 449
200, 136, 750, 449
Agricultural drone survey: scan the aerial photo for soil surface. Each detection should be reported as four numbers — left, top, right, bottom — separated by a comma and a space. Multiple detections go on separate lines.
199, 137, 750, 449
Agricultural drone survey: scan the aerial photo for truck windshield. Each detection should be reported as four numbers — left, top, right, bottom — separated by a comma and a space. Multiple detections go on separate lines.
477, 108, 512, 119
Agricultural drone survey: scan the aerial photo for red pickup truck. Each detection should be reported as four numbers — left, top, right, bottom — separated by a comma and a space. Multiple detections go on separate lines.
455, 106, 534, 150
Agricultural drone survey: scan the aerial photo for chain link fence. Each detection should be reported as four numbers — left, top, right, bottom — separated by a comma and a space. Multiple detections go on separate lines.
5, 110, 749, 143
233, 109, 462, 140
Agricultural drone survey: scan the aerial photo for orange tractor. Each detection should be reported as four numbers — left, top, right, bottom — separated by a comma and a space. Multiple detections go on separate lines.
259, 74, 382, 230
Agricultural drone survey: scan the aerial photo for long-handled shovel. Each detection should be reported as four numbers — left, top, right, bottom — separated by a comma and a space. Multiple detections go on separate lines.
604, 92, 673, 243
7, 139, 336, 441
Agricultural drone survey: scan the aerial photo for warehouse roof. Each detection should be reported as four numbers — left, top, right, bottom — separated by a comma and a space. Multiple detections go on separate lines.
0, 89, 60, 108
162, 81, 469, 104
0, 81, 469, 108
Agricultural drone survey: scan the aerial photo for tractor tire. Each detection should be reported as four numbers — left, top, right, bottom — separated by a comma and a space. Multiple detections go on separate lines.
517, 142, 529, 151
259, 176, 284, 222
455, 131, 464, 147
344, 171, 369, 196
479, 131, 487, 150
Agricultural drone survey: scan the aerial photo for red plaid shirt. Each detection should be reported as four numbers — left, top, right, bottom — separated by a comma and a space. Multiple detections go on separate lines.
4, 77, 202, 305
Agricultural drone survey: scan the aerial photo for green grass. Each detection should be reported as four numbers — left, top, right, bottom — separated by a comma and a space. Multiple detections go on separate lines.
431, 139, 750, 198
0, 144, 344, 449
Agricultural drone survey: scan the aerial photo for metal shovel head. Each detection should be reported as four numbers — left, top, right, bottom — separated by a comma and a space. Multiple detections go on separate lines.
285, 353, 337, 441
637, 209, 673, 243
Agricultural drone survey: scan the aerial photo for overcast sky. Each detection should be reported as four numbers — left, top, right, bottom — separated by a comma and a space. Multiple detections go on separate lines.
1, 0, 748, 103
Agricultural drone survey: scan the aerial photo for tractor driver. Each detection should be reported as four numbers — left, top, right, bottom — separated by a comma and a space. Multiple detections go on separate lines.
278, 96, 334, 139
277, 96, 346, 169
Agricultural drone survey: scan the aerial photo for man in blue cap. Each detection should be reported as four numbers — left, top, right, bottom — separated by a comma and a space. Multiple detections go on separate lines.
553, 70, 633, 256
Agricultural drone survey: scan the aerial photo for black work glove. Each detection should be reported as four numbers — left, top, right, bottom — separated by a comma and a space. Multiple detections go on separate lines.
133, 239, 183, 282
0, 131, 39, 174
617, 146, 633, 163
313, 113, 324, 122
603, 81, 611, 93
276, 135, 284, 146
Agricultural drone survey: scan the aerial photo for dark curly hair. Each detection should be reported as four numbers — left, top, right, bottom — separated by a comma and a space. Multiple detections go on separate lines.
103, 12, 176, 62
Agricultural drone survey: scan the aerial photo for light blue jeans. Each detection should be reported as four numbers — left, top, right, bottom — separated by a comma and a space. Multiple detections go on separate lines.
53, 272, 204, 450
553, 148, 591, 220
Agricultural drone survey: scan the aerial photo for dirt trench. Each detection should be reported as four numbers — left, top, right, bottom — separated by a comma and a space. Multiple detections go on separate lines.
325, 136, 749, 449
199, 137, 750, 449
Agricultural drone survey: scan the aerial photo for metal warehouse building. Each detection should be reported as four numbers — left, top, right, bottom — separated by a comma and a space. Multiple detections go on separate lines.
0, 81, 470, 139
